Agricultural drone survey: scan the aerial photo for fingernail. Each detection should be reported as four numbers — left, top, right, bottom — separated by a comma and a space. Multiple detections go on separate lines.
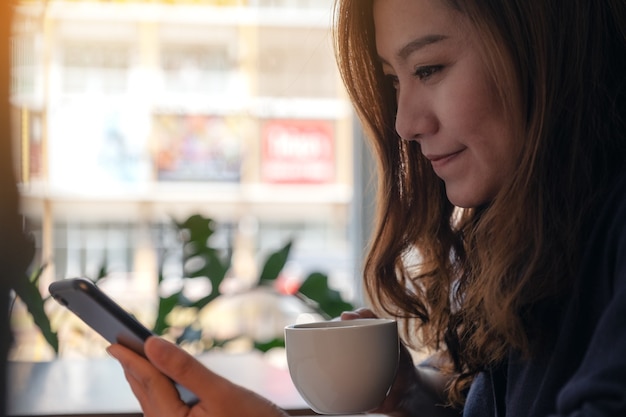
106, 345, 122, 360
105, 346, 115, 358
145, 336, 171, 360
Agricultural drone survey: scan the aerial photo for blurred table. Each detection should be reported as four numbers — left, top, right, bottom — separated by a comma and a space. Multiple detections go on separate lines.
8, 351, 314, 416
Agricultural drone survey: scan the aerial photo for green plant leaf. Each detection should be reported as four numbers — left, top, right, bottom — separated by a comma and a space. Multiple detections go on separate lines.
297, 272, 354, 319
93, 260, 109, 284
153, 214, 356, 355
178, 214, 216, 245
187, 250, 230, 282
13, 265, 59, 353
210, 337, 237, 349
177, 214, 231, 309
156, 248, 170, 285
152, 292, 181, 335
254, 337, 285, 352
258, 240, 292, 285
178, 215, 230, 280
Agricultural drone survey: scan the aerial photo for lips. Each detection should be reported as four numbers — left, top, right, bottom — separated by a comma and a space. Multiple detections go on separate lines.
425, 150, 463, 169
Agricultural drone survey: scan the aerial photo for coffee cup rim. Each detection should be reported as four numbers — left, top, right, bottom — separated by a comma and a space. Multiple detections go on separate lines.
285, 318, 396, 330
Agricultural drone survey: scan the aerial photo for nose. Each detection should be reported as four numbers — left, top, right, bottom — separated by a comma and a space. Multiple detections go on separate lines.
394, 87, 437, 141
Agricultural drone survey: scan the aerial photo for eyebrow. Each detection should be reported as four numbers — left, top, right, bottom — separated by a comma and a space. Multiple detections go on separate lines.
379, 34, 449, 65
398, 34, 448, 60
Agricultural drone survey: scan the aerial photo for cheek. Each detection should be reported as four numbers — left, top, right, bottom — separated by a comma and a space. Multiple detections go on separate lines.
445, 73, 513, 155
444, 54, 504, 124
443, 79, 518, 185
440, 91, 494, 140
437, 72, 494, 132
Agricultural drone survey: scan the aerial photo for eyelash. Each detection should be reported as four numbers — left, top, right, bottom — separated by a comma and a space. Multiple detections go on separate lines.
413, 65, 443, 80
385, 65, 444, 89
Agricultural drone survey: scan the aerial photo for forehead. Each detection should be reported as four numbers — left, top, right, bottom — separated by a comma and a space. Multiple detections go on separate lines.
372, 0, 466, 60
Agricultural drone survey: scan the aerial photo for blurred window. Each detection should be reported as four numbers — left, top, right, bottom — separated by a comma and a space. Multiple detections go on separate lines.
161, 44, 231, 94
258, 27, 337, 98
62, 42, 131, 94
12, 0, 361, 360
251, 0, 333, 9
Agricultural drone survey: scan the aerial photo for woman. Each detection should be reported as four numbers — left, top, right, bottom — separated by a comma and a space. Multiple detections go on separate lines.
108, 0, 626, 416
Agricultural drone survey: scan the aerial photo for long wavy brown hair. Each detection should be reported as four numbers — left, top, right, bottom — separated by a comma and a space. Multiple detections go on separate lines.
333, 0, 626, 404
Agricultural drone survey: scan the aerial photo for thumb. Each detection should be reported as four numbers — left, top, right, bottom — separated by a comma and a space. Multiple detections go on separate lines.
144, 336, 233, 401
143, 337, 287, 417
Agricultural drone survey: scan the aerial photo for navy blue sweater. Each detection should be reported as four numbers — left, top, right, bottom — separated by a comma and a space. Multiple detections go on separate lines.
463, 172, 626, 417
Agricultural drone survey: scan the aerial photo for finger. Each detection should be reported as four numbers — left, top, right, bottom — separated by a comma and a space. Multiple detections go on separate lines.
143, 337, 289, 416
340, 307, 378, 320
122, 368, 162, 417
107, 343, 190, 417
143, 336, 235, 404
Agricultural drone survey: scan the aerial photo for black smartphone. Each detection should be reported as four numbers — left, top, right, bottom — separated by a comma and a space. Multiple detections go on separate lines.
49, 277, 152, 356
49, 277, 198, 405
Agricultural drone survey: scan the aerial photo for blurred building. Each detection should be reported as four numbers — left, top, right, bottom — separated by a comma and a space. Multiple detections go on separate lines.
11, 0, 358, 317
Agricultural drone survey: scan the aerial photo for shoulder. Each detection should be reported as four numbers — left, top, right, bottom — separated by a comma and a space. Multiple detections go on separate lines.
550, 170, 626, 416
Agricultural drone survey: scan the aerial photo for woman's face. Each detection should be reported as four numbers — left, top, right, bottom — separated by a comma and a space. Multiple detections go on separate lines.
373, 0, 519, 208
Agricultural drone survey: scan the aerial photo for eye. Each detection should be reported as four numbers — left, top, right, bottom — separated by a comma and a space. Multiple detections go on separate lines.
414, 65, 443, 81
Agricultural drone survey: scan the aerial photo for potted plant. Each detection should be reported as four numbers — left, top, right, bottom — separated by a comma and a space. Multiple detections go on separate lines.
152, 213, 355, 352
11, 213, 355, 356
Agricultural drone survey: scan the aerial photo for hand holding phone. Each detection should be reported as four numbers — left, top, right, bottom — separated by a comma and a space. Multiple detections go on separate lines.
49, 277, 198, 405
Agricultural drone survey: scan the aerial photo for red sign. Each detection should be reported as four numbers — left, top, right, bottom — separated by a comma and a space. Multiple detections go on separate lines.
261, 120, 335, 184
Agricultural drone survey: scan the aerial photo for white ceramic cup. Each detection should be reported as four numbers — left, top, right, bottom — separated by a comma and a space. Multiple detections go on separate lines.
284, 318, 399, 415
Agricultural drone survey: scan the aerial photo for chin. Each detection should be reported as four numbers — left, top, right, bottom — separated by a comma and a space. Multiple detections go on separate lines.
445, 186, 490, 208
